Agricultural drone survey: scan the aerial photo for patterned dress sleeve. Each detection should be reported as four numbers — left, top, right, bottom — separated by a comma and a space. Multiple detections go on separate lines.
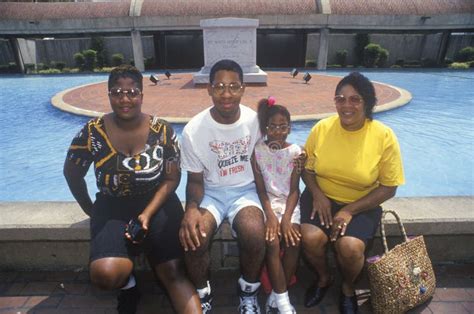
66, 121, 93, 169
163, 122, 180, 163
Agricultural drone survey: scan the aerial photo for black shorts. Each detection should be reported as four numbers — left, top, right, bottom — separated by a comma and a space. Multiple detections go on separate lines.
300, 189, 382, 246
90, 191, 184, 266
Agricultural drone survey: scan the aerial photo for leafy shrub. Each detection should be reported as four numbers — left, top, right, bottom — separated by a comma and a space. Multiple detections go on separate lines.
449, 62, 469, 69
111, 53, 124, 66
390, 65, 402, 69
37, 63, 49, 70
363, 43, 382, 67
328, 64, 341, 68
54, 61, 66, 71
73, 52, 85, 69
403, 60, 421, 68
354, 33, 370, 66
395, 59, 404, 67
62, 68, 80, 74
335, 50, 348, 67
144, 57, 154, 70
93, 67, 114, 73
376, 48, 389, 67
24, 63, 35, 73
305, 59, 316, 67
38, 69, 61, 74
454, 46, 474, 62
91, 36, 106, 68
82, 49, 97, 71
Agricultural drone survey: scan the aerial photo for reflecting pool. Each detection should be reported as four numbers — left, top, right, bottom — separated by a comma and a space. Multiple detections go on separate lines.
0, 70, 473, 201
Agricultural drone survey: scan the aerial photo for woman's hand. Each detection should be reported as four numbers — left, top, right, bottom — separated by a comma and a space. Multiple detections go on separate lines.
265, 212, 280, 242
311, 192, 332, 228
125, 213, 150, 244
281, 218, 301, 247
330, 209, 353, 242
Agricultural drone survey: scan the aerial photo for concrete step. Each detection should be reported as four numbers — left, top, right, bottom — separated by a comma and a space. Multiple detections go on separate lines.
0, 196, 473, 271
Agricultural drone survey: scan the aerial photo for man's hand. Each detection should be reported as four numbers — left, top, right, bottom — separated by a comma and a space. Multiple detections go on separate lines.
265, 212, 280, 242
179, 207, 207, 251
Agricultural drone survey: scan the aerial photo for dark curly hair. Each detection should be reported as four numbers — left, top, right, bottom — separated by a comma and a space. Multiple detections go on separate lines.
335, 72, 377, 120
108, 64, 143, 91
257, 98, 291, 135
209, 59, 243, 84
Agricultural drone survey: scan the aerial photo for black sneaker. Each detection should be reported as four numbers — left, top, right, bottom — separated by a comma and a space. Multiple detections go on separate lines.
238, 285, 261, 314
117, 285, 141, 314
200, 292, 213, 314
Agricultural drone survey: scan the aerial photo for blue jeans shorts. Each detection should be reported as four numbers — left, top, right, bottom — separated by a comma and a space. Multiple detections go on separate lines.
201, 182, 263, 235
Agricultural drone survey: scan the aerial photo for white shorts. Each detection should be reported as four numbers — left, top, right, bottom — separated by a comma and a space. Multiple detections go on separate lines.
269, 197, 301, 225
200, 182, 263, 235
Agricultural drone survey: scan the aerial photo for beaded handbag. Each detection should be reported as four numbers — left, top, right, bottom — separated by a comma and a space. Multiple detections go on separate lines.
367, 210, 436, 314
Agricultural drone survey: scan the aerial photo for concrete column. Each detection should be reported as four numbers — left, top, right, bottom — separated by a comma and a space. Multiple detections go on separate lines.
131, 30, 145, 71
9, 38, 25, 74
317, 28, 329, 70
436, 31, 450, 65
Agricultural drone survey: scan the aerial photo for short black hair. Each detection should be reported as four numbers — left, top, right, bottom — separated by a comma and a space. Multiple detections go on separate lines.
108, 64, 143, 91
257, 98, 291, 135
335, 72, 377, 120
209, 59, 244, 84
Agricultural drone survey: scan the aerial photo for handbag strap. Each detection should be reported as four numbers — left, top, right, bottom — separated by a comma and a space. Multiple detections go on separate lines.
380, 209, 408, 254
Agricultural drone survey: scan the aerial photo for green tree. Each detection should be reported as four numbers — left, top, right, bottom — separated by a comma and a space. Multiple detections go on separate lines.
376, 48, 389, 67
82, 49, 97, 71
91, 37, 107, 68
454, 46, 474, 62
354, 33, 370, 66
73, 52, 85, 69
111, 53, 124, 66
336, 49, 348, 67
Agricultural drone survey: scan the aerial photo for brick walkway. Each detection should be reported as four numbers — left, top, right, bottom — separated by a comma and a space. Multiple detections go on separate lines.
55, 72, 408, 122
1, 263, 472, 313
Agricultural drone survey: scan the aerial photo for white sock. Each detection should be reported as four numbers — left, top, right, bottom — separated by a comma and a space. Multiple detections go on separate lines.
121, 274, 136, 290
238, 276, 261, 293
274, 290, 293, 312
197, 280, 211, 298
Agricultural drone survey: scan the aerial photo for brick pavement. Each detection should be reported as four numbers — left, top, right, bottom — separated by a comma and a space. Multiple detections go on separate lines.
56, 72, 406, 122
1, 263, 472, 313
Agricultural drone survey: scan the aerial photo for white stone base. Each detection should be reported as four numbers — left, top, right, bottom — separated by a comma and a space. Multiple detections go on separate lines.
193, 68, 268, 85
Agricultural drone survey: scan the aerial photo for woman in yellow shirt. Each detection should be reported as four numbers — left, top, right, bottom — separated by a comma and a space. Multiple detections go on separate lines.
301, 72, 404, 314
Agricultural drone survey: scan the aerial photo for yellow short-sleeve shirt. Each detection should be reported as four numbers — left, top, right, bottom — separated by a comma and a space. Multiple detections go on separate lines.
305, 115, 405, 204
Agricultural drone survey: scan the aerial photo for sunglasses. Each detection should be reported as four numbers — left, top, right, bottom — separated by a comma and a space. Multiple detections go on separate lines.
108, 87, 142, 99
211, 82, 243, 95
334, 94, 363, 106
266, 124, 290, 132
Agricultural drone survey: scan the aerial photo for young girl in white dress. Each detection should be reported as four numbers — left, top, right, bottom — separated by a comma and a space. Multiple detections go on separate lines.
251, 97, 302, 314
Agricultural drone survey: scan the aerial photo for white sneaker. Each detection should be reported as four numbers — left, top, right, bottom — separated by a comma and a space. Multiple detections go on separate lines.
278, 303, 296, 314
200, 292, 213, 314
238, 285, 261, 314
265, 293, 278, 314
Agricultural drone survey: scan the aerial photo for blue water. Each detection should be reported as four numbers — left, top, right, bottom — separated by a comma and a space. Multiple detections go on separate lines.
0, 70, 473, 201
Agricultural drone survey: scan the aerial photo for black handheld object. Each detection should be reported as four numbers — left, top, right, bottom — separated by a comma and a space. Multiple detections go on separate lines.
126, 218, 146, 242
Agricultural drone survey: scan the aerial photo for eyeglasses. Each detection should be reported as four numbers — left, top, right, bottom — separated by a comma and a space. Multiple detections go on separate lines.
266, 124, 290, 132
334, 94, 363, 106
211, 82, 243, 95
108, 87, 142, 99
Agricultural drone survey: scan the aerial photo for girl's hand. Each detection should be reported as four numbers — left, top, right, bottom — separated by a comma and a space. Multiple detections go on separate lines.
330, 209, 352, 242
311, 193, 332, 228
265, 213, 280, 242
281, 218, 301, 247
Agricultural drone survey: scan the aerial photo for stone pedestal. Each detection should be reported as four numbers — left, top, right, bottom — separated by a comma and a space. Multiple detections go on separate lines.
193, 18, 267, 85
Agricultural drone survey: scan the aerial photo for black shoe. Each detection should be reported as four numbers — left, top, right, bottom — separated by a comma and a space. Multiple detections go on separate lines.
304, 281, 332, 307
200, 292, 213, 314
117, 285, 141, 314
339, 293, 358, 314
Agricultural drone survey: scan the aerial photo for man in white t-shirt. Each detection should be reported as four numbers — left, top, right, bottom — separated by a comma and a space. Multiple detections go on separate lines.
179, 59, 265, 314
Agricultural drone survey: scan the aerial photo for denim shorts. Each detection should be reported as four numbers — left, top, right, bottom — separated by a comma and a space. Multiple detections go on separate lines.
201, 182, 263, 234
300, 189, 382, 245
89, 191, 184, 266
